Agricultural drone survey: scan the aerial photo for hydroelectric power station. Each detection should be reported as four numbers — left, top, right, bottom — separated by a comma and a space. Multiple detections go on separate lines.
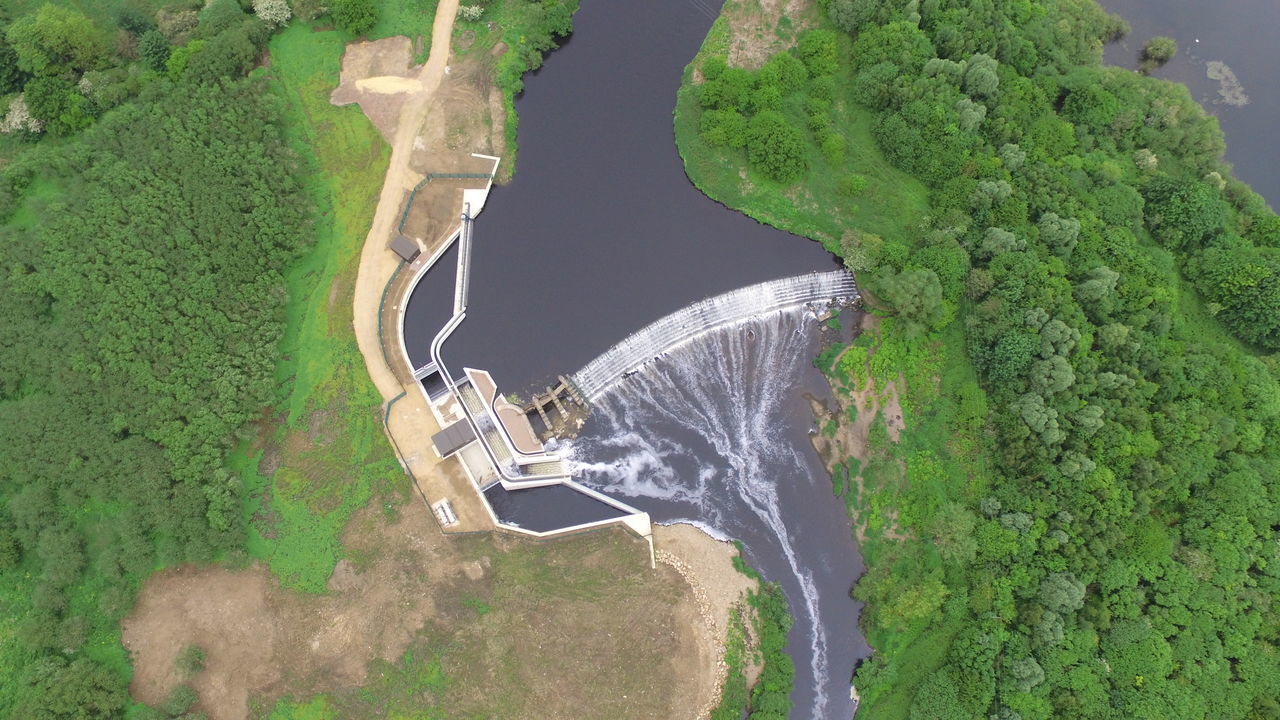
390, 158, 858, 544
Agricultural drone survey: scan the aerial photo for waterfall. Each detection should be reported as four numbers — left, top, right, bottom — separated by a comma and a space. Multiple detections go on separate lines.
570, 270, 857, 401
570, 307, 860, 720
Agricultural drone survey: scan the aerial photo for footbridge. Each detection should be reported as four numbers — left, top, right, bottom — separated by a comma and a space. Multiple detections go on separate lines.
569, 270, 858, 401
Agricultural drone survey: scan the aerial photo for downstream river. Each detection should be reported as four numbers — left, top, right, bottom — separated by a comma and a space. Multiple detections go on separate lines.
1100, 0, 1280, 205
402, 0, 867, 717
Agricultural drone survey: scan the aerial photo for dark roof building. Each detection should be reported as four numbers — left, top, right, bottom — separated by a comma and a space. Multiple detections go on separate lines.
432, 420, 476, 458
390, 234, 421, 262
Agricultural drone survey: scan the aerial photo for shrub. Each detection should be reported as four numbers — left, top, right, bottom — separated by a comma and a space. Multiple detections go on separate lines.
746, 111, 808, 182
332, 0, 377, 35
1141, 36, 1177, 65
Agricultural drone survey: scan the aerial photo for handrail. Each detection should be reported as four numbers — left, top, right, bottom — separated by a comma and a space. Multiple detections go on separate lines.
428, 312, 568, 485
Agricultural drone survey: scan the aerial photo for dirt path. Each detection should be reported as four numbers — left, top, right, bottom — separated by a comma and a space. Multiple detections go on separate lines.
351, 0, 461, 402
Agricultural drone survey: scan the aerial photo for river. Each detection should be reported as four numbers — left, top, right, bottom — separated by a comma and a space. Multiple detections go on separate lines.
401, 0, 866, 717
1099, 0, 1280, 206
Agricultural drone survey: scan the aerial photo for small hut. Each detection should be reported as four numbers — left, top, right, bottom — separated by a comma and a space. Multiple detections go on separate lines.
389, 234, 421, 262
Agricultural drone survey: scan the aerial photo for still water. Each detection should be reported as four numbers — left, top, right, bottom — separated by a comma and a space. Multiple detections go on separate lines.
400, 0, 864, 717
1100, 0, 1280, 205
431, 0, 838, 391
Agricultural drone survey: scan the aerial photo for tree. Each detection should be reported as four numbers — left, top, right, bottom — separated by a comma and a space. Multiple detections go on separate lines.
6, 5, 111, 76
701, 108, 748, 148
138, 30, 170, 72
1038, 572, 1086, 613
184, 25, 258, 84
851, 61, 899, 109
197, 0, 248, 38
1194, 246, 1280, 350
909, 669, 967, 719
253, 0, 293, 29
332, 0, 378, 35
877, 268, 952, 335
828, 0, 882, 35
964, 53, 999, 98
746, 111, 808, 182
757, 51, 808, 91
1142, 176, 1227, 250
14, 656, 129, 719
1037, 212, 1080, 259
0, 45, 24, 95
797, 29, 838, 77
115, 7, 156, 35
22, 75, 95, 136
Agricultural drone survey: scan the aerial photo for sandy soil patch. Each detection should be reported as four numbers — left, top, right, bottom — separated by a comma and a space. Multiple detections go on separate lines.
724, 0, 819, 69
331, 36, 419, 142
123, 500, 715, 719
356, 75, 424, 94
654, 523, 759, 717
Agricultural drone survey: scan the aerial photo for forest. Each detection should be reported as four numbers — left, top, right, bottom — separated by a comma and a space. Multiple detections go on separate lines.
677, 0, 1280, 718
0, 1, 344, 717
0, 0, 581, 716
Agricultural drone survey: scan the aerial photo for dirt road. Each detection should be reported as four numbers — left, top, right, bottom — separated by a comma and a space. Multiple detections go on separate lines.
352, 0, 461, 402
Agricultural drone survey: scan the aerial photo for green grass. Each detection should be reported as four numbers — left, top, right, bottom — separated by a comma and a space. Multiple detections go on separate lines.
673, 31, 931, 251
228, 25, 406, 593
368, 0, 441, 62
0, 0, 173, 27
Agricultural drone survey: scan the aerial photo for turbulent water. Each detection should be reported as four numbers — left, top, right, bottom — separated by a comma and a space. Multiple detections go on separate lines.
570, 308, 867, 719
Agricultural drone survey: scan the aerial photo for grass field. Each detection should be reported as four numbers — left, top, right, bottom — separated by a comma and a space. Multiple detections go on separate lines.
229, 25, 406, 593
254, 527, 690, 720
673, 18, 932, 252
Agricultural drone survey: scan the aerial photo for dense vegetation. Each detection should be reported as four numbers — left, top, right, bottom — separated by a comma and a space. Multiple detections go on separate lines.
678, 0, 1280, 718
0, 0, 603, 715
0, 1, 360, 716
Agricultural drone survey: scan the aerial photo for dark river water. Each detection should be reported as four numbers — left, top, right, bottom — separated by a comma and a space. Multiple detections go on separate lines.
1100, 0, 1280, 206
401, 0, 865, 717
419, 0, 839, 391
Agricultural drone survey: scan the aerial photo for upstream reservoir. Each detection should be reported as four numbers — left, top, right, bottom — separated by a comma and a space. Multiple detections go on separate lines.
400, 0, 1280, 717
400, 0, 866, 717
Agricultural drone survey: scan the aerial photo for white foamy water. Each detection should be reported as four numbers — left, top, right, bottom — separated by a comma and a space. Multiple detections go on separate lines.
570, 270, 857, 400
569, 308, 845, 719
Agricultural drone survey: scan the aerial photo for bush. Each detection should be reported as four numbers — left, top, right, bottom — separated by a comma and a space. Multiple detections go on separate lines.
797, 29, 839, 77
138, 30, 171, 72
162, 684, 198, 716
1141, 36, 1177, 65
746, 111, 808, 183
821, 132, 847, 165
177, 645, 206, 678
332, 0, 377, 35
838, 173, 868, 198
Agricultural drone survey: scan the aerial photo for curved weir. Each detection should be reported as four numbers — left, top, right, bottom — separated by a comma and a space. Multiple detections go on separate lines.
571, 270, 858, 400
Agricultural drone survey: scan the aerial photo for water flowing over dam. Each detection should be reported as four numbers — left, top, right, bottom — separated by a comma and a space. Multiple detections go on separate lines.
570, 270, 858, 401
570, 308, 869, 720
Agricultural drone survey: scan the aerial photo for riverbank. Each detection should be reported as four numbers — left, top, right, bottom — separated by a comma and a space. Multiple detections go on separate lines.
671, 0, 987, 717
329, 3, 762, 716
117, 13, 750, 717
680, 0, 1280, 717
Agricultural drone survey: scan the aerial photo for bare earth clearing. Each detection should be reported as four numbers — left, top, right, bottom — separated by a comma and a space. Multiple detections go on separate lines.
125, 9, 759, 719
124, 501, 728, 719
